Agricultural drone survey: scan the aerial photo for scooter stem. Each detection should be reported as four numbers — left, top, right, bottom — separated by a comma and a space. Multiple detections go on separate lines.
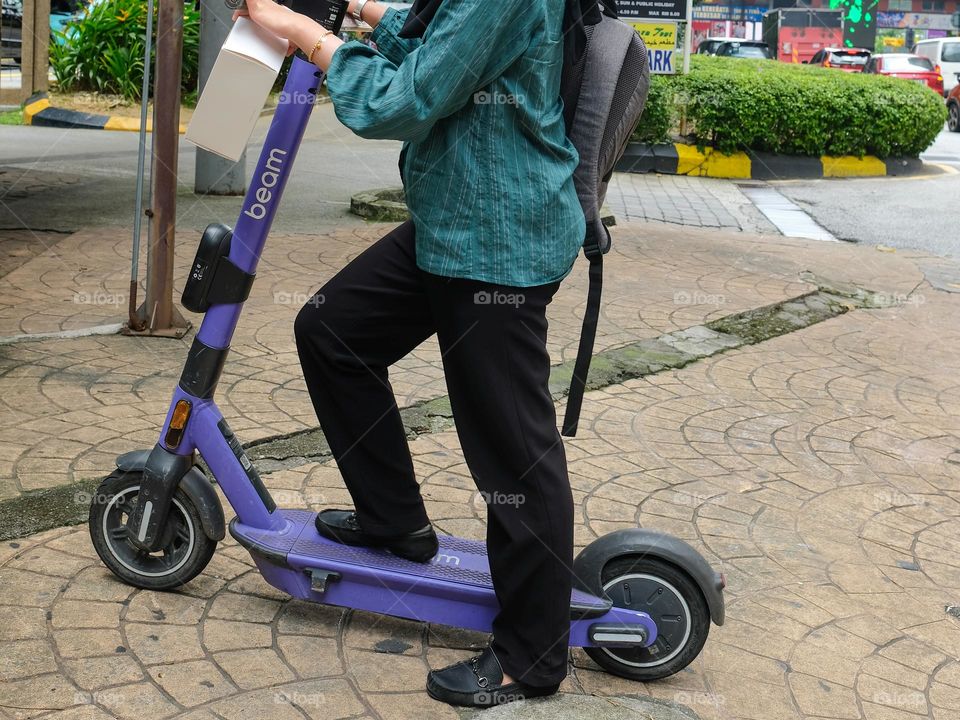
127, 54, 333, 549
197, 55, 322, 351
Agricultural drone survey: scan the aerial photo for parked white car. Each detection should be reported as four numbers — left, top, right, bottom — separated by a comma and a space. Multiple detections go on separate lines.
913, 37, 960, 95
696, 37, 741, 55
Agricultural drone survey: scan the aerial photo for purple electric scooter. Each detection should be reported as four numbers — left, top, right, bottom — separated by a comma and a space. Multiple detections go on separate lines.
88, 0, 725, 681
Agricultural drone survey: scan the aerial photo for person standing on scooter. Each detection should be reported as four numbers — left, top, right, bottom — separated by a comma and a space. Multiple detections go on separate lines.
237, 0, 585, 708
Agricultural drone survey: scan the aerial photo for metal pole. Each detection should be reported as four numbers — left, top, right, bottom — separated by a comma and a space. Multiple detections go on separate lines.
127, 0, 155, 333
195, 0, 246, 195
14, 0, 49, 102
683, 0, 693, 74
30, 0, 48, 93
139, 0, 189, 336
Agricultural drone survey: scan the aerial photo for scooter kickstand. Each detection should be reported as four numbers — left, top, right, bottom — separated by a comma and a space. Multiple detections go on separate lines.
309, 568, 342, 594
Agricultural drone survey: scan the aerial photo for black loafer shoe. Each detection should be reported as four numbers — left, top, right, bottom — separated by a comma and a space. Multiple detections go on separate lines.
426, 647, 560, 708
315, 509, 438, 563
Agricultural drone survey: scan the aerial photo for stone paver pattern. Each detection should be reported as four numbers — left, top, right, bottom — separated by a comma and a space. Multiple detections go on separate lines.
606, 173, 778, 234
2, 237, 960, 719
3, 215, 886, 499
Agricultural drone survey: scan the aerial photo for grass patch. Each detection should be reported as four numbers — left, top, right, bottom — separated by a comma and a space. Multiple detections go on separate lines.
0, 108, 23, 125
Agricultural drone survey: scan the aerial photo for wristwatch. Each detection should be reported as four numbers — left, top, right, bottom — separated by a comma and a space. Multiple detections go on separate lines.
353, 0, 370, 23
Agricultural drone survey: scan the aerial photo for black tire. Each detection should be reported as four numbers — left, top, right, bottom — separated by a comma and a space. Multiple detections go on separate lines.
88, 470, 216, 591
582, 556, 711, 681
949, 101, 960, 133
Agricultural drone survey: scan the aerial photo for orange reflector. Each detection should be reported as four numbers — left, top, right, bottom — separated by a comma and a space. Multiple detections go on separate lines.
164, 400, 193, 449
170, 400, 192, 430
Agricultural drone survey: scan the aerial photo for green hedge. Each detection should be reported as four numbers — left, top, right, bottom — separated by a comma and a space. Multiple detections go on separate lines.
633, 55, 946, 158
51, 0, 199, 102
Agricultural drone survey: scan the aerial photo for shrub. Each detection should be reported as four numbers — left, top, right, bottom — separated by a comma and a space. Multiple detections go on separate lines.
51, 0, 199, 102
633, 55, 946, 158
631, 72, 674, 144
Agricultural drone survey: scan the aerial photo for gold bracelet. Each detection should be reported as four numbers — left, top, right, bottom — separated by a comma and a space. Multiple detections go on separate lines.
308, 30, 333, 65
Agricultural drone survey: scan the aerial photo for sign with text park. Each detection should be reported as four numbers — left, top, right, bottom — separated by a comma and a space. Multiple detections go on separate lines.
620, 0, 691, 75
628, 21, 678, 75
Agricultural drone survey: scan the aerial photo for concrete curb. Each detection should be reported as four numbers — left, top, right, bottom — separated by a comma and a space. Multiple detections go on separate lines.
616, 141, 925, 179
23, 91, 188, 133
351, 187, 410, 222
21, 91, 324, 132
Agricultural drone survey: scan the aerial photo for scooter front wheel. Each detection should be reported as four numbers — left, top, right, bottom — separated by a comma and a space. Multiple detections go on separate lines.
579, 555, 711, 681
88, 470, 216, 591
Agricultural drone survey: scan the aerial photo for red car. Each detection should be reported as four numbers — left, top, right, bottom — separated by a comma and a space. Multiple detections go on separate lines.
808, 47, 872, 72
864, 53, 944, 94
948, 81, 960, 131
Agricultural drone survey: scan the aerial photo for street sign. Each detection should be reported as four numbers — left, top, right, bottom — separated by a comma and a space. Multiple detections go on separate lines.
619, 0, 687, 21
629, 21, 677, 50
628, 21, 677, 74
648, 49, 675, 73
622, 0, 693, 74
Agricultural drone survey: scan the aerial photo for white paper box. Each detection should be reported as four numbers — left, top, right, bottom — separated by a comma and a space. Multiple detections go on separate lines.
186, 17, 288, 162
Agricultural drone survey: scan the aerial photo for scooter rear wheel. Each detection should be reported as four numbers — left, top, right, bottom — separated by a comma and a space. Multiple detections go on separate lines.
580, 555, 710, 681
88, 470, 216, 591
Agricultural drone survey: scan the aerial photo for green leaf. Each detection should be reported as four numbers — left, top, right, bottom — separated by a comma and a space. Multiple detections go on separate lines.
50, 0, 200, 102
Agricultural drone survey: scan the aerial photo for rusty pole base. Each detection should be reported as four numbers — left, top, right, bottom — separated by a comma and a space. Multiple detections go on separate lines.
121, 324, 192, 339
122, 302, 192, 339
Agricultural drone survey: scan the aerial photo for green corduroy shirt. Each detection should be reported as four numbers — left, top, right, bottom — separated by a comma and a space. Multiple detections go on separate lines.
325, 2, 586, 288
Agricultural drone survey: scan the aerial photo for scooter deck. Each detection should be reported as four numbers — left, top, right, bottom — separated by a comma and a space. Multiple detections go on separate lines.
230, 509, 618, 640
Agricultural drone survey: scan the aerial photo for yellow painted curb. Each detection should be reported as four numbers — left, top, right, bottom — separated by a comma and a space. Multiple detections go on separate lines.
676, 144, 751, 178
675, 144, 705, 174
103, 116, 144, 132
103, 115, 187, 134
22, 97, 49, 124
821, 155, 886, 177
701, 147, 751, 179
623, 142, 915, 179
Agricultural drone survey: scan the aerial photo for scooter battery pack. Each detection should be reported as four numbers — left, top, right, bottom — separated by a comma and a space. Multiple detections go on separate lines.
182, 224, 256, 313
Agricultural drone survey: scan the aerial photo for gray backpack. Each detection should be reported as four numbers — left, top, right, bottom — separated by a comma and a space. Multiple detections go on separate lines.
560, 2, 650, 436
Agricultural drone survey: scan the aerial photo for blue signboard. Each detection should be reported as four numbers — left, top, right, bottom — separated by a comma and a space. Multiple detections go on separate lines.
692, 4, 767, 22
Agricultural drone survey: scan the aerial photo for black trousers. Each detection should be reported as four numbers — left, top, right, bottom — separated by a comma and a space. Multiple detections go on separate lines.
294, 221, 574, 686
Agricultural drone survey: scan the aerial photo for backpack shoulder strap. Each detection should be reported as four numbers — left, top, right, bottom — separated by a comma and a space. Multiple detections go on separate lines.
561, 224, 607, 437
560, 11, 642, 438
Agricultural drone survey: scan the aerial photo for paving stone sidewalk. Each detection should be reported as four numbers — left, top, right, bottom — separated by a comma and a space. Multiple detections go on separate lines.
2, 247, 960, 719
3, 209, 960, 718
606, 174, 777, 234
0, 216, 931, 500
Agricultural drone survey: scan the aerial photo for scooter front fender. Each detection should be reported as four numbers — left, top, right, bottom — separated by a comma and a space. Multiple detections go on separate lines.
116, 449, 225, 544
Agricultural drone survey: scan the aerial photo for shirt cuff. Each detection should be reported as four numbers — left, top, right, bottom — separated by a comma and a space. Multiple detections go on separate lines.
369, 6, 412, 66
